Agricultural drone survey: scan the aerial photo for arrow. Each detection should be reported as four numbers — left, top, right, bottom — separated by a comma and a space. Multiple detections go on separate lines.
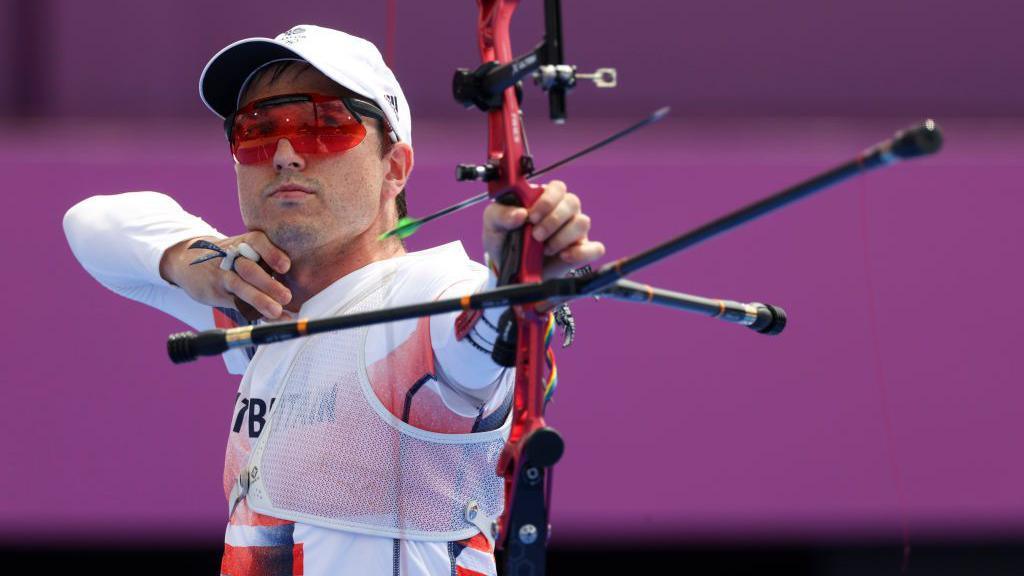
379, 107, 670, 240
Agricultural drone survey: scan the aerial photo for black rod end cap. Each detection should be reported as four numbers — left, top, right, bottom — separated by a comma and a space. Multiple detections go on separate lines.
167, 332, 198, 364
892, 119, 943, 159
167, 330, 228, 363
750, 303, 787, 336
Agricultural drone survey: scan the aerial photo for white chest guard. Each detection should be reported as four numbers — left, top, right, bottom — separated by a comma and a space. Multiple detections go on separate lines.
232, 279, 510, 543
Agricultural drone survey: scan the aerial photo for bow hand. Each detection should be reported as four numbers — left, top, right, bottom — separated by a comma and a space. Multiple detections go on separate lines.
483, 180, 605, 280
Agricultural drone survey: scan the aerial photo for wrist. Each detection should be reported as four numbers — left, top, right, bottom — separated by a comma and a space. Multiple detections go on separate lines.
159, 235, 214, 286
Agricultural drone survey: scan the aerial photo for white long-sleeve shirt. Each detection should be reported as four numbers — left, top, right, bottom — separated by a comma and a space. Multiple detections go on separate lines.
63, 192, 509, 576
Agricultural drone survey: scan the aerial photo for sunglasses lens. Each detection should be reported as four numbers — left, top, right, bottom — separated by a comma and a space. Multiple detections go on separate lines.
230, 96, 369, 165
312, 99, 368, 151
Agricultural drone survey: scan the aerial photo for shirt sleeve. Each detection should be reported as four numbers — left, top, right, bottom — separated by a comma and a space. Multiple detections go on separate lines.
63, 191, 225, 330
63, 192, 252, 374
426, 261, 513, 414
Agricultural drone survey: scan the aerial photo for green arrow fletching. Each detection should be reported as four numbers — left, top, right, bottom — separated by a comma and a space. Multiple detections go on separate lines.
379, 216, 423, 240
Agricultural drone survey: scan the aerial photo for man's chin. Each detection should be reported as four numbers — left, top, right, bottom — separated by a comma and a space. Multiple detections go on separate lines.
267, 222, 321, 254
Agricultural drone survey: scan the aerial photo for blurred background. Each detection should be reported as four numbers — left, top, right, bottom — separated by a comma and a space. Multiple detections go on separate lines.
2, 0, 1022, 573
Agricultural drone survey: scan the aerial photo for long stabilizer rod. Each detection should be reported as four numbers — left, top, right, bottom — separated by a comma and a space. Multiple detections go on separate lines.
598, 279, 786, 335
577, 119, 942, 294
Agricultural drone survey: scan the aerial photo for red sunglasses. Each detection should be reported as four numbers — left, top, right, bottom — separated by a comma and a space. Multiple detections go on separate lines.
224, 93, 396, 165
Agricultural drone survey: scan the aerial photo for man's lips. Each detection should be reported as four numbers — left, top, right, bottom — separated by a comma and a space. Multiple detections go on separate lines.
269, 185, 315, 200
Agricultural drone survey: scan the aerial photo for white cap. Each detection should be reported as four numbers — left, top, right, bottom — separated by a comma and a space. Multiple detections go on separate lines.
199, 25, 411, 145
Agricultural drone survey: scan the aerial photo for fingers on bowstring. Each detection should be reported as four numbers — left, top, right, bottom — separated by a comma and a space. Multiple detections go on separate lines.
234, 258, 292, 307
243, 232, 291, 274
222, 266, 285, 320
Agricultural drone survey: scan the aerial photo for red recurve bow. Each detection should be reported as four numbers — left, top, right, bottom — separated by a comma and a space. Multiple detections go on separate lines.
450, 1, 610, 571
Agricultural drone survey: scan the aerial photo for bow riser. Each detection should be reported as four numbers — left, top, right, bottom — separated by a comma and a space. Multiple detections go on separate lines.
476, 1, 559, 569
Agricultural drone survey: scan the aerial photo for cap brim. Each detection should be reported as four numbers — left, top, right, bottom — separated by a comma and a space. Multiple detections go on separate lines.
199, 38, 304, 118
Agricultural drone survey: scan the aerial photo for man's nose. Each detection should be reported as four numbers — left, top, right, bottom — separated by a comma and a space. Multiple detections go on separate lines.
273, 138, 306, 172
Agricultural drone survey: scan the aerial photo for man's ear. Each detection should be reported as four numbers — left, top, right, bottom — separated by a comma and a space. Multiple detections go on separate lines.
383, 142, 414, 200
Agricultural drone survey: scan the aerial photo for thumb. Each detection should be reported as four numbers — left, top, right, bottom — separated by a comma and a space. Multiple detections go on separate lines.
483, 203, 529, 235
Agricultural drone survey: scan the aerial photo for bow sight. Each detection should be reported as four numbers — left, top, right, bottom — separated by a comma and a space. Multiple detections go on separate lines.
452, 0, 617, 182
452, 0, 616, 120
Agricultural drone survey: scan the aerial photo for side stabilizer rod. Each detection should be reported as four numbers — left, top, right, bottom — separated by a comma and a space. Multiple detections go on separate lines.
598, 279, 786, 335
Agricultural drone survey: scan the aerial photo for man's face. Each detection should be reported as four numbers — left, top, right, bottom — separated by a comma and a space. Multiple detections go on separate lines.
234, 67, 393, 257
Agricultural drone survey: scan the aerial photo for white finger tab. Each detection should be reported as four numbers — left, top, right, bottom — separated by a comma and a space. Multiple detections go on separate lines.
219, 246, 240, 271
237, 242, 261, 262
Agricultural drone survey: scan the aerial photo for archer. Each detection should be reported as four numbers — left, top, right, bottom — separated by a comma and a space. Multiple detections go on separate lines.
62, 24, 602, 576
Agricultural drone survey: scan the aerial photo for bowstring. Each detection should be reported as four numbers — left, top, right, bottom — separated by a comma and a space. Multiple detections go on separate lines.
385, 0, 397, 68
383, 4, 411, 574
857, 173, 911, 572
